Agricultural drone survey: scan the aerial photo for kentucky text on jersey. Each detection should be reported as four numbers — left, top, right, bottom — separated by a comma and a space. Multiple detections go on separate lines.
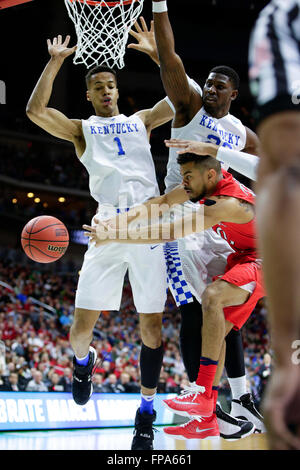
89, 122, 139, 135
199, 113, 241, 147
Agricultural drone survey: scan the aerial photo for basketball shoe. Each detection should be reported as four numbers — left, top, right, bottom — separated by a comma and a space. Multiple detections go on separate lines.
131, 408, 157, 450
231, 393, 266, 433
163, 413, 219, 440
72, 346, 97, 405
215, 403, 255, 440
163, 384, 214, 417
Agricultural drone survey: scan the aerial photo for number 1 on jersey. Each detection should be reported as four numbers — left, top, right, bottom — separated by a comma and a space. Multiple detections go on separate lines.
114, 137, 126, 156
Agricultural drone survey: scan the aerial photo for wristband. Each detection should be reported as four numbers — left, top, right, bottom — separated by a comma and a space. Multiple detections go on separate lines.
152, 1, 168, 13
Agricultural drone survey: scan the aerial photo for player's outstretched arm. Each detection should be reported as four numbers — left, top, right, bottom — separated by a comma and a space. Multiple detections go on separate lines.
152, 1, 201, 127
165, 139, 260, 181
26, 36, 84, 155
83, 185, 189, 245
83, 193, 253, 246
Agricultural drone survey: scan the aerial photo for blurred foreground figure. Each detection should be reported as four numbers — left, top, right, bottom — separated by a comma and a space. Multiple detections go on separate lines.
249, 0, 300, 450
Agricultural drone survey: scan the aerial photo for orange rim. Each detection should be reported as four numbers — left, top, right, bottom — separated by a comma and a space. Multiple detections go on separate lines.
68, 0, 139, 6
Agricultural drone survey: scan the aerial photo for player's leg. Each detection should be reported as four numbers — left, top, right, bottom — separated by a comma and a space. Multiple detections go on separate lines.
179, 298, 202, 382
164, 280, 250, 418
69, 307, 100, 405
72, 242, 128, 405
128, 244, 167, 450
225, 328, 265, 432
139, 311, 164, 407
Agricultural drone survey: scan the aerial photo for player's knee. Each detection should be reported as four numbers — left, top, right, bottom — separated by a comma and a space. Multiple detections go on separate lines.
139, 314, 162, 349
202, 284, 223, 317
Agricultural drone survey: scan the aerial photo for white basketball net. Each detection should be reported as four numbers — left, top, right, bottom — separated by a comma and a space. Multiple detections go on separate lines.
64, 0, 144, 69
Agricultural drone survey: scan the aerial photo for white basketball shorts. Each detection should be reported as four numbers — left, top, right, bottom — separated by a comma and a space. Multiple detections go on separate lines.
75, 240, 167, 313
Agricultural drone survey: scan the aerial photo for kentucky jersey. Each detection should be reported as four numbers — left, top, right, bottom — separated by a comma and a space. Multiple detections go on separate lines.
80, 114, 160, 208
165, 107, 247, 192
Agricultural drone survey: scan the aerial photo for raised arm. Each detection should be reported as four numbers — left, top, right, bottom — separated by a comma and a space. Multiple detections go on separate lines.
152, 1, 202, 127
26, 35, 85, 157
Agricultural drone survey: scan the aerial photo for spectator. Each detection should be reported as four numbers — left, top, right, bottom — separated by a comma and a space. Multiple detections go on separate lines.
58, 367, 72, 392
102, 373, 123, 393
117, 372, 140, 393
93, 373, 104, 393
25, 370, 48, 392
0, 372, 20, 391
256, 353, 272, 409
48, 372, 64, 392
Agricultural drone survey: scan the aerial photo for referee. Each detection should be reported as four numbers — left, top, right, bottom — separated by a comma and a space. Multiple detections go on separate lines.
249, 0, 300, 450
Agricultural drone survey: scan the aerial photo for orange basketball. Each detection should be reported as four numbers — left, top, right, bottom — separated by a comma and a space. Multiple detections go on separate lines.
21, 215, 69, 263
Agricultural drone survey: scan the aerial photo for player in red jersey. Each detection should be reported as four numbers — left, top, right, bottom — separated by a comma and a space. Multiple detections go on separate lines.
84, 144, 264, 439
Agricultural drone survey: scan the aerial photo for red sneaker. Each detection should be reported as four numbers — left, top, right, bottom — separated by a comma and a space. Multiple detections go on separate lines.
163, 414, 219, 440
163, 385, 214, 417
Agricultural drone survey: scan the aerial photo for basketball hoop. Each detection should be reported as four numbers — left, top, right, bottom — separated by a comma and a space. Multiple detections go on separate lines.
64, 0, 144, 69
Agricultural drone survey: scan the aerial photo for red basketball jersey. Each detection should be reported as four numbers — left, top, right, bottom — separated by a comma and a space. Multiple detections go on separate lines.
204, 170, 257, 255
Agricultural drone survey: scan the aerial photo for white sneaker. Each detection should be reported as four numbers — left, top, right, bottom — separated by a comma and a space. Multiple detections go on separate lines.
231, 393, 266, 433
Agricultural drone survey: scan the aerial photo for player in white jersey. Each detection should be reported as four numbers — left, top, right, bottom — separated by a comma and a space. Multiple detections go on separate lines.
25, 34, 175, 450
125, 9, 264, 437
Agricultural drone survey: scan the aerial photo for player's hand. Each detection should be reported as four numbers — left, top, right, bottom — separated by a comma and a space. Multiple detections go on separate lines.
262, 365, 300, 450
83, 218, 115, 246
164, 139, 219, 158
127, 17, 159, 65
47, 35, 77, 59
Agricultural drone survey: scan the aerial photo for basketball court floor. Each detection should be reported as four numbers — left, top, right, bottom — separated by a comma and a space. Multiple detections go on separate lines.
0, 427, 268, 450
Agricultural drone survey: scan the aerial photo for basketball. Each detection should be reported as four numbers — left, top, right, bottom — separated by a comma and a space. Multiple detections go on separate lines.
21, 215, 69, 263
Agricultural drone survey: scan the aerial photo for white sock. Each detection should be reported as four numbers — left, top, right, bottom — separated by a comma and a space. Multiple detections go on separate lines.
141, 392, 156, 402
228, 375, 247, 400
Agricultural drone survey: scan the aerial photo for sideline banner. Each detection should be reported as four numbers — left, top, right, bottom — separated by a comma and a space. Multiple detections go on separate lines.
0, 392, 177, 431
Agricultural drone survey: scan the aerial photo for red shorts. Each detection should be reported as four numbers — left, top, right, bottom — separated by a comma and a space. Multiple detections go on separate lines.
212, 253, 265, 330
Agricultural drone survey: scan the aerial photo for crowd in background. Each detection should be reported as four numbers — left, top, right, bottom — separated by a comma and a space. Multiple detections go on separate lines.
0, 252, 271, 410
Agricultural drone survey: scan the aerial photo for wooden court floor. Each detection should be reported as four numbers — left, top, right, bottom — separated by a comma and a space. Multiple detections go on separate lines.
0, 427, 269, 451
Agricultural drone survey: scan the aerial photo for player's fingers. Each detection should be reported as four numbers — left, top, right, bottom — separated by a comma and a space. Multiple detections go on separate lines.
57, 34, 62, 45
150, 20, 154, 32
139, 16, 148, 32
53, 37, 57, 46
165, 141, 189, 148
164, 139, 189, 145
127, 44, 142, 51
94, 217, 99, 224
128, 29, 139, 39
133, 19, 143, 34
63, 35, 71, 46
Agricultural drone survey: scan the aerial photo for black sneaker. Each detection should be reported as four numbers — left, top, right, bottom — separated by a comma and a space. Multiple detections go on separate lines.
131, 408, 157, 450
72, 346, 97, 405
231, 393, 266, 433
216, 403, 255, 440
